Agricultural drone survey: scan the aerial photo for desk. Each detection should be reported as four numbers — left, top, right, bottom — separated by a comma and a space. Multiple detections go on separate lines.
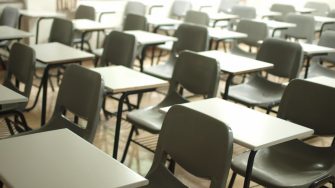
73, 19, 114, 50
0, 85, 27, 106
0, 129, 148, 188
0, 85, 29, 132
124, 30, 177, 72
199, 50, 273, 99
0, 26, 33, 41
208, 28, 247, 50
255, 19, 296, 37
92, 66, 168, 159
300, 43, 335, 78
296, 7, 315, 14
314, 16, 335, 33
161, 98, 313, 188
306, 76, 335, 88
18, 10, 65, 44
31, 42, 94, 126
208, 13, 239, 27
146, 15, 182, 32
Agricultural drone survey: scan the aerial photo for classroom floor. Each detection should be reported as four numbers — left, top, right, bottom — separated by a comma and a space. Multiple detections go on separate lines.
0, 47, 333, 188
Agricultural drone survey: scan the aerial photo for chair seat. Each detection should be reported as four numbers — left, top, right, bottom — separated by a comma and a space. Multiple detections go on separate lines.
307, 63, 335, 78
127, 106, 165, 134
156, 41, 173, 51
227, 75, 285, 107
230, 46, 257, 59
72, 31, 91, 43
231, 140, 335, 188
144, 61, 174, 80
92, 48, 103, 57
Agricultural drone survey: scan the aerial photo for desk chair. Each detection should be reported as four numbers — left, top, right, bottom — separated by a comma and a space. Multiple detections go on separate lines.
320, 10, 335, 34
144, 24, 208, 80
231, 5, 256, 20
270, 3, 296, 22
142, 105, 233, 188
229, 79, 335, 188
14, 65, 104, 143
282, 13, 315, 44
28, 18, 74, 111
230, 20, 268, 59
121, 51, 220, 163
304, 1, 330, 16
307, 31, 335, 78
124, 1, 146, 17
123, 14, 147, 31
218, 0, 239, 13
96, 31, 138, 117
0, 6, 19, 68
1, 43, 35, 134
225, 38, 303, 114
72, 5, 96, 52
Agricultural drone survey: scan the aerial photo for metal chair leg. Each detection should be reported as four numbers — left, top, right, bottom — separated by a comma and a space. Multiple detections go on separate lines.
121, 125, 136, 163
228, 172, 237, 188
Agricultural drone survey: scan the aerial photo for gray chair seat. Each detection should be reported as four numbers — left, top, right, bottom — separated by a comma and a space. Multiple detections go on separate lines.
92, 48, 103, 57
144, 61, 175, 80
228, 75, 285, 107
229, 46, 257, 59
232, 139, 334, 188
307, 63, 335, 78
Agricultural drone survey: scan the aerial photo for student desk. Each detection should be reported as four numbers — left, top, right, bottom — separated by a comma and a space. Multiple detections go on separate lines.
0, 85, 27, 106
72, 19, 114, 50
31, 42, 94, 126
300, 43, 335, 78
124, 30, 177, 72
306, 76, 335, 87
255, 19, 296, 37
199, 50, 273, 99
0, 129, 148, 188
0, 26, 33, 41
208, 28, 247, 50
18, 10, 65, 44
92, 66, 168, 159
160, 98, 314, 188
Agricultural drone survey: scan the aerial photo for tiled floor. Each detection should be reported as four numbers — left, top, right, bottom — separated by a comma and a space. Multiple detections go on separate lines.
0, 49, 333, 188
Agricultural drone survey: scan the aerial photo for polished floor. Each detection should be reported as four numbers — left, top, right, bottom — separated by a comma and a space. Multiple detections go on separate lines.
0, 48, 333, 188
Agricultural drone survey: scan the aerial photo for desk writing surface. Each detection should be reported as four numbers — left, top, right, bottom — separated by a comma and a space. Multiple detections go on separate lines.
73, 19, 114, 32
146, 16, 182, 26
314, 16, 335, 24
208, 13, 239, 21
167, 98, 314, 150
0, 26, 33, 40
19, 10, 65, 18
208, 28, 247, 40
0, 85, 27, 105
300, 43, 335, 56
255, 19, 296, 30
199, 51, 273, 74
306, 76, 335, 88
295, 7, 315, 14
125, 30, 177, 45
31, 42, 94, 64
92, 66, 168, 93
0, 129, 148, 188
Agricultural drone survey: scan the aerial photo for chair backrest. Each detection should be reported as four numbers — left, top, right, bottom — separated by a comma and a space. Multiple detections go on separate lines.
184, 10, 209, 26
256, 38, 303, 80
235, 20, 268, 47
124, 1, 146, 17
75, 5, 96, 20
270, 3, 296, 21
44, 65, 104, 143
123, 13, 147, 31
278, 79, 335, 136
218, 0, 239, 13
284, 13, 315, 43
231, 5, 256, 19
171, 24, 208, 58
3, 43, 35, 109
146, 105, 233, 188
99, 31, 137, 67
49, 18, 74, 46
0, 6, 19, 27
167, 51, 220, 99
305, 1, 330, 16
169, 0, 192, 19
318, 30, 335, 63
